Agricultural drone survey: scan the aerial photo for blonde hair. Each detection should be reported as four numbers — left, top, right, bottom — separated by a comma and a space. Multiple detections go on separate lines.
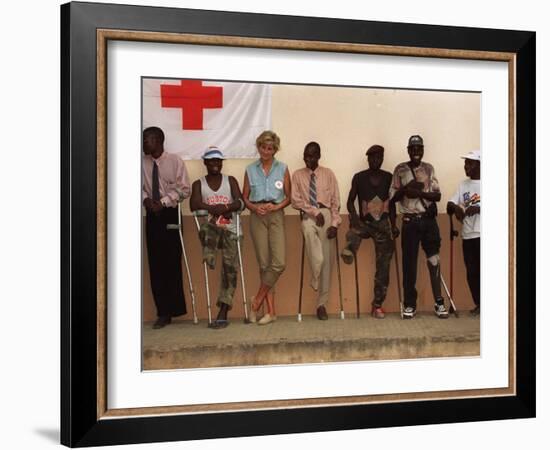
256, 130, 281, 153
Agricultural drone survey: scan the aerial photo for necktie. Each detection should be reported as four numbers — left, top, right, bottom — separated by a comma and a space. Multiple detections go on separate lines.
152, 161, 161, 201
309, 172, 318, 207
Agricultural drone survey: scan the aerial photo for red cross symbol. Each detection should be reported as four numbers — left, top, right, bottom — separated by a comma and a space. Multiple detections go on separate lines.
160, 80, 223, 130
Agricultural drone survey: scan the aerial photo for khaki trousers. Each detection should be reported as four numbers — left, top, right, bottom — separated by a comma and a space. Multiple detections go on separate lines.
249, 209, 286, 287
301, 208, 333, 307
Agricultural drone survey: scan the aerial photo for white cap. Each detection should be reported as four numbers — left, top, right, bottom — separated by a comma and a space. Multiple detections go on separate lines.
460, 150, 481, 161
202, 146, 225, 160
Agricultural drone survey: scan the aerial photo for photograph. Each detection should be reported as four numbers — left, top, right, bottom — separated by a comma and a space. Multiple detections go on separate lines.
2, 0, 546, 448
56, 1, 537, 447
141, 77, 482, 370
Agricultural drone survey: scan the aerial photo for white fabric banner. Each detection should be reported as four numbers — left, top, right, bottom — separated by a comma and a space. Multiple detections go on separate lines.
143, 79, 272, 160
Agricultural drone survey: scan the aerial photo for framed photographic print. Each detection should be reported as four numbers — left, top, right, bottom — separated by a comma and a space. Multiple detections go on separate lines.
61, 1, 535, 447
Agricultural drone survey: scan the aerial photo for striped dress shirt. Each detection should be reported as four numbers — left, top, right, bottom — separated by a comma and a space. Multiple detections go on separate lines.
291, 166, 341, 227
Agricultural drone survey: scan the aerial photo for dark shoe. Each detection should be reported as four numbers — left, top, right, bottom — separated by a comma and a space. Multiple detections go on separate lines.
403, 306, 416, 319
470, 305, 480, 316
371, 305, 386, 319
153, 316, 171, 329
341, 249, 354, 265
210, 319, 229, 329
317, 305, 328, 320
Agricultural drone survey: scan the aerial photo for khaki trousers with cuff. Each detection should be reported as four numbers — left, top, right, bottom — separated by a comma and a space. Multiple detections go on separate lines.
301, 208, 333, 307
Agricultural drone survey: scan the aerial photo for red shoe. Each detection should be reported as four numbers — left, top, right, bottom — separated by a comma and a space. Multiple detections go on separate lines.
371, 305, 385, 319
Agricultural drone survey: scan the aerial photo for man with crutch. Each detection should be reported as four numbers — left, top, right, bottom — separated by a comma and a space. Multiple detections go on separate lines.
447, 150, 481, 316
390, 135, 449, 319
340, 145, 398, 319
291, 142, 341, 321
142, 126, 190, 329
190, 147, 245, 329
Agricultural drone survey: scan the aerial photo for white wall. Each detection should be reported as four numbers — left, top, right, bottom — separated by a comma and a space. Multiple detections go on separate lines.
1, 1, 546, 450
181, 85, 479, 217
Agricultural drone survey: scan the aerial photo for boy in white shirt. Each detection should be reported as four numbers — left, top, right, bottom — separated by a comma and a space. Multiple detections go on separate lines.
447, 150, 481, 316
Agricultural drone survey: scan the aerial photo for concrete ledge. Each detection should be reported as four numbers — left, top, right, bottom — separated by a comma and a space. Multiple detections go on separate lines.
143, 313, 480, 370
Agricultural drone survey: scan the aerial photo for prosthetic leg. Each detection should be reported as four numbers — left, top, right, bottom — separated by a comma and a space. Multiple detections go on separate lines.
166, 201, 199, 324
426, 257, 443, 299
426, 256, 457, 318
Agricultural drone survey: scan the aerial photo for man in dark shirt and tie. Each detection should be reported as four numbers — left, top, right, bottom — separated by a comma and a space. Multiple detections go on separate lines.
142, 126, 191, 329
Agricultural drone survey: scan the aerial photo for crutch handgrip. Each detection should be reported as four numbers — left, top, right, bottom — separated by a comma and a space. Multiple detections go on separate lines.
174, 187, 188, 203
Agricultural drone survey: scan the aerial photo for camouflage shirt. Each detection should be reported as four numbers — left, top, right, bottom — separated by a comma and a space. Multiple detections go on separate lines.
390, 161, 440, 214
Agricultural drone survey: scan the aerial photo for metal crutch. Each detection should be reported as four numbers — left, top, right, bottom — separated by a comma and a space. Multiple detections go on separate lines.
388, 217, 404, 319
441, 275, 459, 318
193, 210, 213, 327
235, 213, 251, 324
166, 201, 199, 324
297, 235, 305, 322
354, 249, 360, 319
392, 236, 404, 320
448, 213, 459, 316
334, 234, 345, 320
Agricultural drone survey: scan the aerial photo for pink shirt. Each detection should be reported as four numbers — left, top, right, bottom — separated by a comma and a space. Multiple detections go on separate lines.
142, 151, 191, 208
291, 166, 341, 228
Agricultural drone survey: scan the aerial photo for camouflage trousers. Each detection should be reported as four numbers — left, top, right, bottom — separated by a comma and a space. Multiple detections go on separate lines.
198, 222, 241, 308
343, 219, 394, 307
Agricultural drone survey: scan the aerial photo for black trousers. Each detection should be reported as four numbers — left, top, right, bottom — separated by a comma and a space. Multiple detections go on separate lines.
145, 207, 186, 318
462, 237, 480, 306
401, 215, 441, 308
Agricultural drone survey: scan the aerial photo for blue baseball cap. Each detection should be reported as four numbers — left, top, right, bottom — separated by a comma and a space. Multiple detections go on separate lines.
202, 146, 225, 160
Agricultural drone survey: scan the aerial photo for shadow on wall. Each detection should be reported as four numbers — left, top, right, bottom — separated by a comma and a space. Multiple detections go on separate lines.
143, 214, 472, 322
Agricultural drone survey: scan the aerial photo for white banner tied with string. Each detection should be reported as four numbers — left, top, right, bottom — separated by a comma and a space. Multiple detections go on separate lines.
143, 79, 272, 160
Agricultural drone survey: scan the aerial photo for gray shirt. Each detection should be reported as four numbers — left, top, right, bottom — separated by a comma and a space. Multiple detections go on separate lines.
200, 175, 238, 235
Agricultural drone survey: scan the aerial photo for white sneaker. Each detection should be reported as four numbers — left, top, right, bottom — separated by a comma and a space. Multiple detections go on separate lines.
434, 302, 449, 319
403, 306, 416, 319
